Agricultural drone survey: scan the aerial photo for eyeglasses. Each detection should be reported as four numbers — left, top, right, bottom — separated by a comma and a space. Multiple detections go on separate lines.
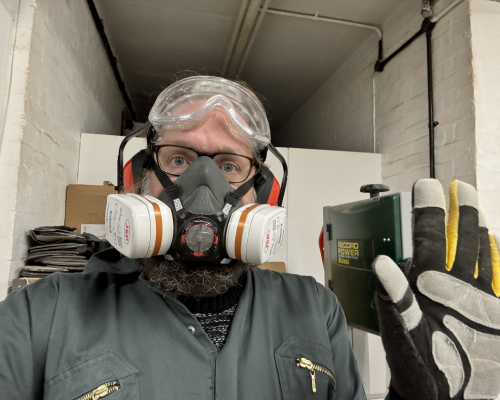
151, 144, 260, 183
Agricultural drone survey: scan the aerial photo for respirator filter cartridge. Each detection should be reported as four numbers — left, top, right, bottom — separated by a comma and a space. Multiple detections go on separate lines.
105, 194, 174, 259
226, 204, 286, 265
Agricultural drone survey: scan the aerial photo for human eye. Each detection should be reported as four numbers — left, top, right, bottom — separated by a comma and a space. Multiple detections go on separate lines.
157, 146, 195, 173
169, 156, 188, 167
221, 163, 238, 173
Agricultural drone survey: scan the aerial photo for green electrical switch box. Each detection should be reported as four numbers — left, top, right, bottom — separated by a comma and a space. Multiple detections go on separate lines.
323, 192, 412, 334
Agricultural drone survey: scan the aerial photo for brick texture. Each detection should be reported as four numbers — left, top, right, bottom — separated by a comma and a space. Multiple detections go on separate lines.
6, 0, 125, 287
277, 0, 476, 204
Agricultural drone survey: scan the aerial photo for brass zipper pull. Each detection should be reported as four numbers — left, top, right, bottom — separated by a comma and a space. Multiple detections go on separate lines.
76, 381, 120, 400
296, 357, 317, 393
92, 381, 119, 400
310, 369, 317, 393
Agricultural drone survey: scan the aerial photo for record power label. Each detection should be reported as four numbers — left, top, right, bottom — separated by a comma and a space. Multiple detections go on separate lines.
337, 240, 363, 268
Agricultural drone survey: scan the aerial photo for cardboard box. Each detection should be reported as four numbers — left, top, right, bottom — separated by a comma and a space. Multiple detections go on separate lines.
65, 185, 117, 233
259, 262, 286, 273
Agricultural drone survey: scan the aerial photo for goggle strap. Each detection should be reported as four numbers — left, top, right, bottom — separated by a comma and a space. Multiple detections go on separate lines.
153, 163, 183, 210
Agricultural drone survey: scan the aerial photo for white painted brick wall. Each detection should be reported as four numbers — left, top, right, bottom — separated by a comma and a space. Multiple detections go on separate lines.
0, 0, 36, 299
378, 0, 475, 196
0, 0, 18, 142
470, 0, 500, 237
278, 0, 476, 205
275, 33, 379, 154
0, 0, 125, 296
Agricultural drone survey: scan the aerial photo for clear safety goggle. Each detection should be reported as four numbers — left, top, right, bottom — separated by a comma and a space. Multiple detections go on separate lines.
148, 76, 271, 155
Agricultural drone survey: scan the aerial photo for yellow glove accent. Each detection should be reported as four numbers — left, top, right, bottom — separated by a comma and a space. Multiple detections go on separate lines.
446, 180, 460, 271
490, 234, 500, 297
474, 260, 479, 279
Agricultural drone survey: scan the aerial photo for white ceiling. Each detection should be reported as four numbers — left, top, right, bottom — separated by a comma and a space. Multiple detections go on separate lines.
94, 0, 403, 130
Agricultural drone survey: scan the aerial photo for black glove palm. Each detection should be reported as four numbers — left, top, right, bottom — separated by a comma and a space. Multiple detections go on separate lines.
373, 179, 500, 400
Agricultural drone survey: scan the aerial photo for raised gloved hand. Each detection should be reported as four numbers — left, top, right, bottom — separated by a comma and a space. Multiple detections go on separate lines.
373, 179, 500, 400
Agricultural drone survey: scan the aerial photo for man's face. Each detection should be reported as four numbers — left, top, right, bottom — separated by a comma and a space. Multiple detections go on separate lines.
148, 107, 257, 205
140, 108, 258, 297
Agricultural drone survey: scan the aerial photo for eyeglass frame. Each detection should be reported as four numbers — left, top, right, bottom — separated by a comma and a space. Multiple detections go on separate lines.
150, 144, 262, 183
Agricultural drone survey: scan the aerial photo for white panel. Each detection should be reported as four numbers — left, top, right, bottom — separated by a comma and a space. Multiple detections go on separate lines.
77, 142, 383, 282
352, 328, 389, 398
264, 147, 288, 265
286, 148, 382, 284
470, 0, 500, 237
78, 133, 146, 185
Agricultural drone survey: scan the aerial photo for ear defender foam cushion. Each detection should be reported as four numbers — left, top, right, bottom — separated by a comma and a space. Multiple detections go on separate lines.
123, 159, 134, 193
124, 149, 152, 193
255, 166, 280, 206
267, 177, 280, 206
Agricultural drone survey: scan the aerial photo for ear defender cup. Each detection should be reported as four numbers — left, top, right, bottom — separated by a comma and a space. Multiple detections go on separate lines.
254, 166, 280, 206
123, 149, 153, 193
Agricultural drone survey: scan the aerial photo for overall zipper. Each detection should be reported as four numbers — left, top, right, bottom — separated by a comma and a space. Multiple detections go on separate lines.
75, 380, 120, 400
296, 357, 336, 393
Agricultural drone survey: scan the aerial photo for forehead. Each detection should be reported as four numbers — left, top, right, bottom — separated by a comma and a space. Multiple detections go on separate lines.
156, 112, 254, 157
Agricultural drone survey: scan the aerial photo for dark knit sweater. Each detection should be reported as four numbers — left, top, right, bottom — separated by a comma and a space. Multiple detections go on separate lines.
178, 273, 246, 352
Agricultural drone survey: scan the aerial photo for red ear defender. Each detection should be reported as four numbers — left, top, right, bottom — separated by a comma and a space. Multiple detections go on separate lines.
254, 167, 281, 205
267, 176, 280, 206
123, 159, 134, 193
122, 149, 153, 193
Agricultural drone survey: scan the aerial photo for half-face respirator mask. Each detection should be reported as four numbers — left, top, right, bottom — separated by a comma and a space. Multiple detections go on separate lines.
105, 76, 288, 265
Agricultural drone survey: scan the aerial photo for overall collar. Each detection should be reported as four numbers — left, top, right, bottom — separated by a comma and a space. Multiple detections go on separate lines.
84, 248, 140, 274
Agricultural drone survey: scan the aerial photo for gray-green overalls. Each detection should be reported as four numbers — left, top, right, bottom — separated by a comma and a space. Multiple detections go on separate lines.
0, 249, 366, 399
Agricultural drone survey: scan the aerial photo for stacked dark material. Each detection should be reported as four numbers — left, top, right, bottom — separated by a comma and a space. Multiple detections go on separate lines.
20, 226, 108, 280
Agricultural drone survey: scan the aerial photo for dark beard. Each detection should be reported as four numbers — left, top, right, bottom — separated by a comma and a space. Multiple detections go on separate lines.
140, 258, 250, 298
138, 172, 254, 298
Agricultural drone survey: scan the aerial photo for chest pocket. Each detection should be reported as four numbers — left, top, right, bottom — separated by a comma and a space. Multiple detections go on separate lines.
275, 337, 336, 400
44, 351, 139, 400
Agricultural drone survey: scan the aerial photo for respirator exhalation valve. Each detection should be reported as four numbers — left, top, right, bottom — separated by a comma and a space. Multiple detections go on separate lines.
180, 218, 220, 257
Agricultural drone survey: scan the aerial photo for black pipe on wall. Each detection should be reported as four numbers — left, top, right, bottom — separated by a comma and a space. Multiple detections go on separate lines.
87, 0, 136, 121
374, 18, 438, 179
425, 21, 437, 179
374, 28, 424, 73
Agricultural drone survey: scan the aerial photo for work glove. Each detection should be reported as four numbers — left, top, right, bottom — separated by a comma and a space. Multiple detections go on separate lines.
373, 179, 500, 400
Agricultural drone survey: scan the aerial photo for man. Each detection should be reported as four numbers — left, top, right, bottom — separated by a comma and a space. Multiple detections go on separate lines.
0, 76, 365, 399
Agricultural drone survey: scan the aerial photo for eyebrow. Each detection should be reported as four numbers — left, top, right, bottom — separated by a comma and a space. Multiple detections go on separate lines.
162, 139, 242, 154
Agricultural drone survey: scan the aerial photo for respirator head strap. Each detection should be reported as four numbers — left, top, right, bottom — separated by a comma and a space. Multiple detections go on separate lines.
153, 162, 183, 211
222, 176, 256, 216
